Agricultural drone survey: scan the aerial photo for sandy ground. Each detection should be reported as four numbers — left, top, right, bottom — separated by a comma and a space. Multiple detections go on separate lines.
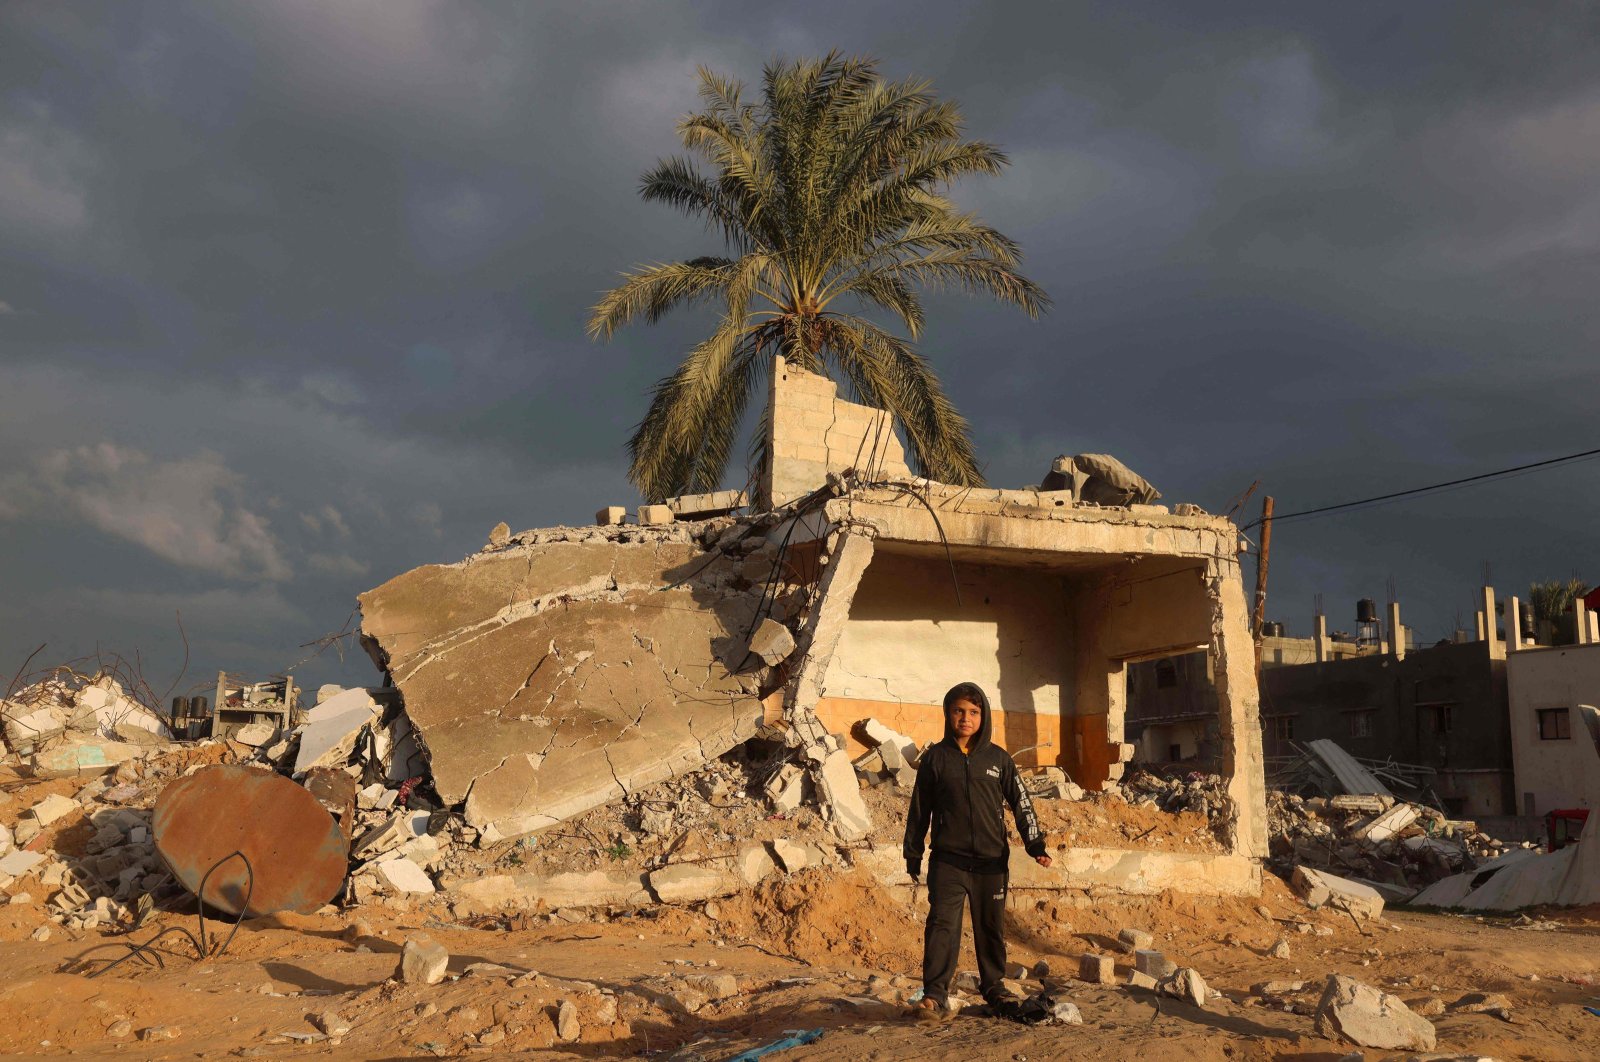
2, 867, 1599, 1061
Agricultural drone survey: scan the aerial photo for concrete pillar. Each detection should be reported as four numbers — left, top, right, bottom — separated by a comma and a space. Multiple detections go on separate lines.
1475, 610, 1486, 641
1206, 556, 1268, 861
1388, 601, 1405, 661
1507, 596, 1523, 652
1590, 610, 1600, 644
1313, 613, 1328, 663
1578, 598, 1591, 646
785, 531, 875, 746
1483, 586, 1502, 659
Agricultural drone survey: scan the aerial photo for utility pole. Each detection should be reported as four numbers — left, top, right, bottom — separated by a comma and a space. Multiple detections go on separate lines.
1252, 495, 1275, 673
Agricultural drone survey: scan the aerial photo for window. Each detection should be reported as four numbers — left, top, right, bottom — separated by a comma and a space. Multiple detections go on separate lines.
1424, 704, 1454, 734
1347, 710, 1375, 739
1267, 716, 1296, 741
1155, 659, 1178, 689
1168, 743, 1182, 762
1538, 708, 1572, 740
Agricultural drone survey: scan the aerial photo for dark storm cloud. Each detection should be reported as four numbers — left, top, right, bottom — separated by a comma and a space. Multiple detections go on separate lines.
2, 0, 1598, 690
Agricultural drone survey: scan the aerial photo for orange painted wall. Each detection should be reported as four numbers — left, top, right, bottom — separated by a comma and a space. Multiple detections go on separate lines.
810, 696, 1067, 771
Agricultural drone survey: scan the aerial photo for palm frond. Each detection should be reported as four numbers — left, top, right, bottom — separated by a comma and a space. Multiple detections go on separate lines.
823, 313, 982, 486
588, 257, 736, 339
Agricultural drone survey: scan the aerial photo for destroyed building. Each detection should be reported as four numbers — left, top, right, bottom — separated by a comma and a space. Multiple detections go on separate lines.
357, 357, 1268, 899
1128, 591, 1518, 822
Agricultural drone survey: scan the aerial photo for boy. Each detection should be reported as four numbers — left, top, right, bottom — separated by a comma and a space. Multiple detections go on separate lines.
904, 681, 1051, 1017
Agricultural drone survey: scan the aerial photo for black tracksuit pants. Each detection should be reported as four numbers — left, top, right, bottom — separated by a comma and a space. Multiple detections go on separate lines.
922, 859, 1008, 1004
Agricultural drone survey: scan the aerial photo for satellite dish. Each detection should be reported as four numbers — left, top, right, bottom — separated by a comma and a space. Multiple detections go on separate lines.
153, 764, 348, 917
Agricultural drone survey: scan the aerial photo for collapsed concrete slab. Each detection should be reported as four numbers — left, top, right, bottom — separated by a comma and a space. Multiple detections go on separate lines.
294, 688, 380, 775
360, 527, 781, 844
1292, 866, 1386, 920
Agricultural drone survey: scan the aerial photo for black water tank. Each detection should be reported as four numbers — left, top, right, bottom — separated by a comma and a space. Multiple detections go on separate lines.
1356, 598, 1379, 624
1262, 621, 1284, 637
189, 695, 211, 718
170, 696, 189, 723
1521, 609, 1536, 639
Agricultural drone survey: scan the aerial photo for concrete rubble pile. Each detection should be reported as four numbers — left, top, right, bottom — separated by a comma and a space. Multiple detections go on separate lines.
1264, 790, 1526, 904
0, 745, 234, 933
2, 671, 175, 774
356, 509, 883, 852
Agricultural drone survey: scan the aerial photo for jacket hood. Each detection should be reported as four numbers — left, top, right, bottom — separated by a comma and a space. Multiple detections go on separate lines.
941, 682, 993, 750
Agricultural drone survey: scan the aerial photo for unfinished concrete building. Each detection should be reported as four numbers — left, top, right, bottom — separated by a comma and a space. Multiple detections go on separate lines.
359, 356, 1267, 899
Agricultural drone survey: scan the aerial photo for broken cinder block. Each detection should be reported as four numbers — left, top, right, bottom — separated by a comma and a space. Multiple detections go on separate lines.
1078, 953, 1115, 984
665, 489, 746, 520
27, 793, 80, 827
636, 504, 674, 525
1134, 949, 1176, 978
765, 764, 805, 813
595, 506, 627, 526
1117, 927, 1154, 952
747, 618, 797, 667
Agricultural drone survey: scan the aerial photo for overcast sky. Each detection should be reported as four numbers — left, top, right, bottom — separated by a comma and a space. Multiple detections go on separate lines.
3, 1, 1597, 698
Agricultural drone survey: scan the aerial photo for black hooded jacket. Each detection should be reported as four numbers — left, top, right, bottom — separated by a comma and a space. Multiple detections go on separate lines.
903, 685, 1047, 877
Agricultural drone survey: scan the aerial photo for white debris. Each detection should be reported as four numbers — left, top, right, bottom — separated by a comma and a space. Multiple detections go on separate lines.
373, 857, 435, 895
294, 688, 381, 774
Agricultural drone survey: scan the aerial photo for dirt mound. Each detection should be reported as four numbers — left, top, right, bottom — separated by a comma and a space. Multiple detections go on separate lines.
711, 868, 923, 970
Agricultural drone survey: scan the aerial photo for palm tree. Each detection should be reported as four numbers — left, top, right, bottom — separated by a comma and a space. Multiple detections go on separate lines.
588, 53, 1048, 503
1530, 576, 1588, 644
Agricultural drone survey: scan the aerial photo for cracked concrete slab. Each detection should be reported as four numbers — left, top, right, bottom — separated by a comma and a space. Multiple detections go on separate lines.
360, 530, 772, 843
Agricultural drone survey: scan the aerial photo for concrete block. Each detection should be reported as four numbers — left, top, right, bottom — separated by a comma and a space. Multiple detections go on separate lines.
765, 764, 804, 812
1134, 949, 1176, 978
352, 810, 431, 860
28, 794, 79, 826
769, 838, 811, 874
397, 937, 449, 985
1354, 803, 1420, 847
0, 850, 46, 878
374, 857, 435, 894
1291, 866, 1385, 920
735, 843, 778, 886
1313, 974, 1436, 1051
666, 490, 746, 519
232, 722, 277, 747
686, 972, 739, 1000
747, 618, 796, 666
294, 688, 380, 774
636, 504, 674, 525
648, 864, 739, 904
595, 506, 627, 526
1078, 953, 1115, 984
1117, 927, 1154, 952
1127, 970, 1159, 990
1163, 967, 1208, 1007
816, 747, 872, 840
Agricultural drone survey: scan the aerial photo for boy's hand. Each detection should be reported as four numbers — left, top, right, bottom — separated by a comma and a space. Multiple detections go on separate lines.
1034, 855, 1052, 868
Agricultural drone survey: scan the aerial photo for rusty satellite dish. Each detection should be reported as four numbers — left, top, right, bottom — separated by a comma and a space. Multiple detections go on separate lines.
153, 764, 348, 917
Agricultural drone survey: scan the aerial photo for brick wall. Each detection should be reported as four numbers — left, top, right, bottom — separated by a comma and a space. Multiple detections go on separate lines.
760, 355, 912, 506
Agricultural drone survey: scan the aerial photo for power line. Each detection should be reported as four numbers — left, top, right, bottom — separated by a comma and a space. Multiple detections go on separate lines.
1242, 445, 1600, 530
